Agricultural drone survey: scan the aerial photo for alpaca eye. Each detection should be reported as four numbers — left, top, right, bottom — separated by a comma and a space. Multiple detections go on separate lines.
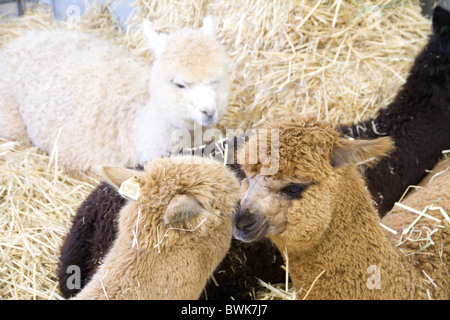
174, 82, 186, 89
280, 184, 307, 198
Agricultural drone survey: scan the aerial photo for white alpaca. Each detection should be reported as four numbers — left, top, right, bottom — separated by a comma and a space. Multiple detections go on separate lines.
0, 17, 230, 175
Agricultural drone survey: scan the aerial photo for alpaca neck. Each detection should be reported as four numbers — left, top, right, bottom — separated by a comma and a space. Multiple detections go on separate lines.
131, 101, 179, 164
282, 169, 426, 300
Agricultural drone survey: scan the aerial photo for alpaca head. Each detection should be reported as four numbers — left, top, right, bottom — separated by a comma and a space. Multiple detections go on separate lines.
233, 117, 394, 251
144, 17, 230, 130
100, 156, 240, 253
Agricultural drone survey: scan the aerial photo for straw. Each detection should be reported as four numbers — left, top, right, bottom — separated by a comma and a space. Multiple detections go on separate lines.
0, 138, 98, 299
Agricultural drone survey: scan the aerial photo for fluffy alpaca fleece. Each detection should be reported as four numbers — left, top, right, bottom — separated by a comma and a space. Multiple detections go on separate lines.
0, 17, 229, 175
336, 6, 450, 215
233, 116, 448, 299
71, 156, 240, 300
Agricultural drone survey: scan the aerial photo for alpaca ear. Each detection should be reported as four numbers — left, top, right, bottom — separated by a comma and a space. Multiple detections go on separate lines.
330, 137, 395, 168
432, 6, 450, 53
99, 166, 141, 190
164, 194, 204, 225
142, 19, 167, 58
201, 16, 216, 37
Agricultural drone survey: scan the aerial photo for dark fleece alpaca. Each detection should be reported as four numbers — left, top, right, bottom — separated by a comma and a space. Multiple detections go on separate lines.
58, 7, 450, 299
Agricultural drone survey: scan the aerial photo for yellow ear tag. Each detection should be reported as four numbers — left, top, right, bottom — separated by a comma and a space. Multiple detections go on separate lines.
118, 175, 141, 200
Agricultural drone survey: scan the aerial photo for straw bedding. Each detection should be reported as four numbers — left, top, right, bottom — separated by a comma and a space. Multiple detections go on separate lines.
0, 138, 99, 299
0, 0, 442, 299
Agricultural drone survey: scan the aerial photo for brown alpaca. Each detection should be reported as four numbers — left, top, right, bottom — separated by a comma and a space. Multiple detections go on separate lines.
233, 116, 449, 300
72, 156, 240, 300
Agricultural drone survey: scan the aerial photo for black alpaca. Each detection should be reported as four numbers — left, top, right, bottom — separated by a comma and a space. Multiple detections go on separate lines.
58, 7, 450, 299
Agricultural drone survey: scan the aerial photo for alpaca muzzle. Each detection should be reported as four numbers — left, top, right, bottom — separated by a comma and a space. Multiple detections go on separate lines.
232, 208, 269, 242
189, 85, 218, 125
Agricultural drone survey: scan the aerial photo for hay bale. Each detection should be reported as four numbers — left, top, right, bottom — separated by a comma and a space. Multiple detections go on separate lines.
0, 0, 434, 299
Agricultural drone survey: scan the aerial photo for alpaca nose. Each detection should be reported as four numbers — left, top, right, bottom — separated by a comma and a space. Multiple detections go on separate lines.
199, 106, 215, 118
234, 208, 259, 233
233, 207, 269, 242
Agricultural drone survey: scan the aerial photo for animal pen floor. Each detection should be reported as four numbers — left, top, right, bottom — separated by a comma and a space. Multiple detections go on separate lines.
0, 0, 443, 299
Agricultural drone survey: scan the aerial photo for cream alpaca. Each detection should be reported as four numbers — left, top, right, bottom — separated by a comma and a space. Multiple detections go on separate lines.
233, 116, 449, 300
72, 156, 240, 300
0, 17, 229, 175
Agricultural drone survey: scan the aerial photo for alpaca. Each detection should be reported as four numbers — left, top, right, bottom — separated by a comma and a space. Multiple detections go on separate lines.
58, 6, 450, 300
69, 156, 240, 300
233, 116, 449, 300
0, 17, 229, 175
